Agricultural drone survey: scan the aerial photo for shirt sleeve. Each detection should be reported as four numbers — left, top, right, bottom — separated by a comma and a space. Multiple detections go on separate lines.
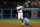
16, 7, 18, 12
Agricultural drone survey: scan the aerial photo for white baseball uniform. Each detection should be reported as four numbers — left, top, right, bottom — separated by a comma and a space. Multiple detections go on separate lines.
23, 18, 31, 26
24, 18, 29, 23
16, 6, 23, 19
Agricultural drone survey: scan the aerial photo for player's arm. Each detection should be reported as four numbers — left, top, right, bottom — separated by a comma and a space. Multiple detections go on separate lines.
16, 8, 21, 12
21, 6, 23, 9
18, 8, 21, 11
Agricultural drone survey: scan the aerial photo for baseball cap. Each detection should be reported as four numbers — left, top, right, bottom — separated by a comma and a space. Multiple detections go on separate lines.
17, 3, 20, 5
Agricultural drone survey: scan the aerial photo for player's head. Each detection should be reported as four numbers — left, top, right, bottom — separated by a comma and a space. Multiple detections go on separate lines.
17, 3, 20, 7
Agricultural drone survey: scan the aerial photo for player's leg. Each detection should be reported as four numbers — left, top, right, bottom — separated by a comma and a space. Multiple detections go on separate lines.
23, 18, 31, 26
24, 21, 32, 26
18, 13, 20, 19
24, 21, 27, 26
24, 19, 31, 26
21, 13, 23, 25
26, 23, 30, 25
26, 19, 31, 26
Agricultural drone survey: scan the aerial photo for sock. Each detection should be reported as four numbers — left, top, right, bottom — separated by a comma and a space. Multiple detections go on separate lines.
22, 19, 23, 23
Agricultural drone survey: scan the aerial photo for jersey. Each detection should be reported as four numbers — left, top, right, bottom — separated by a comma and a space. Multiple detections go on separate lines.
16, 6, 23, 13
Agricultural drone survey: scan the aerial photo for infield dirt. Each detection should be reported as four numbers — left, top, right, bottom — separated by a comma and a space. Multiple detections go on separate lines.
0, 23, 40, 27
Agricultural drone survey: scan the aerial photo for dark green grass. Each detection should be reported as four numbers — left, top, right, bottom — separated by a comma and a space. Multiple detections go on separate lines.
0, 19, 40, 23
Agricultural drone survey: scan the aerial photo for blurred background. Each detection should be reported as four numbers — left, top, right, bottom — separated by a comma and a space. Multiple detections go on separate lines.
0, 0, 40, 19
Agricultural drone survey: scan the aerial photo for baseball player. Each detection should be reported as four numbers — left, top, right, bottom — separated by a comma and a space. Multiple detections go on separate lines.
16, 3, 23, 25
23, 18, 32, 26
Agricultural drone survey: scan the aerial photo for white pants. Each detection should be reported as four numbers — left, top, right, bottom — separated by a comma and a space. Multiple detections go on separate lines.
18, 12, 23, 19
24, 19, 29, 23
24, 19, 29, 25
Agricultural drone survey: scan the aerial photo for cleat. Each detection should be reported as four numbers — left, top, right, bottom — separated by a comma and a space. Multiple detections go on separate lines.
22, 23, 24, 26
27, 24, 32, 26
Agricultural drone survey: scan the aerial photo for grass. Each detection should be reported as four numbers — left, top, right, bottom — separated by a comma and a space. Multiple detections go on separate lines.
0, 26, 8, 27
0, 19, 40, 23
29, 19, 40, 23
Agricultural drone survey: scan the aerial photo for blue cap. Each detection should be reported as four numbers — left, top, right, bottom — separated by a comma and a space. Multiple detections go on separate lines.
17, 3, 20, 5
